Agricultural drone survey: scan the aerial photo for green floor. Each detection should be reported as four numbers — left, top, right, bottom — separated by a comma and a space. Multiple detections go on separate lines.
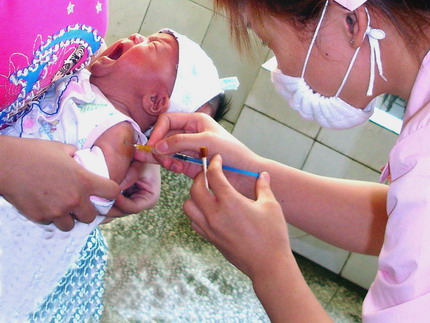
101, 169, 366, 322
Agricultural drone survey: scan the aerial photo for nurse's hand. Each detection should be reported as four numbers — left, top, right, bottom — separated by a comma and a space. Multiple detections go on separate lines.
184, 154, 292, 280
0, 137, 120, 231
140, 112, 262, 199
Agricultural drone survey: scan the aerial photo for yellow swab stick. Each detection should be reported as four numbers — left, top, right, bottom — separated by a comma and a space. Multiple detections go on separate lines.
133, 144, 154, 152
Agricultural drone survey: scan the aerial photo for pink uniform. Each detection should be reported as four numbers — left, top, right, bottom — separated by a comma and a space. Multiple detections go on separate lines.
363, 51, 430, 321
0, 1, 107, 129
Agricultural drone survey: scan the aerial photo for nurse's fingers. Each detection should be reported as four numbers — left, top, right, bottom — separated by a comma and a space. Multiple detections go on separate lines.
148, 112, 216, 145
255, 171, 276, 204
152, 132, 216, 156
190, 221, 209, 241
148, 113, 231, 159
188, 171, 219, 211
183, 198, 210, 238
133, 149, 160, 164
205, 154, 240, 202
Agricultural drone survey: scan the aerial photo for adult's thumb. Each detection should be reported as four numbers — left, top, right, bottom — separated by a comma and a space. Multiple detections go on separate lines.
134, 149, 159, 164
255, 171, 275, 201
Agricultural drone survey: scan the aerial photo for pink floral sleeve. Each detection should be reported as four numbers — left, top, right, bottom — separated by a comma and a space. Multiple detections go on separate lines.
0, 1, 108, 129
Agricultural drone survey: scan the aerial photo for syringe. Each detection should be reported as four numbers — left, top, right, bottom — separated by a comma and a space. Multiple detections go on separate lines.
133, 144, 260, 178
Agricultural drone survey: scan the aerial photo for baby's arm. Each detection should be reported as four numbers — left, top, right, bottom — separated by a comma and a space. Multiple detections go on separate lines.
93, 121, 135, 184
93, 121, 161, 216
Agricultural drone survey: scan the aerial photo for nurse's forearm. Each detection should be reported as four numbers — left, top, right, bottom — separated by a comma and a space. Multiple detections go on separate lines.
252, 253, 333, 322
258, 157, 388, 255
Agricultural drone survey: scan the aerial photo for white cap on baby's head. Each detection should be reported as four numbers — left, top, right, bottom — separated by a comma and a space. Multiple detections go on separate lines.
159, 28, 239, 113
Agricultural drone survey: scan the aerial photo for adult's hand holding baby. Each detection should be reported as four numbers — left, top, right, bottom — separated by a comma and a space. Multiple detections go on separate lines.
0, 136, 120, 231
107, 161, 161, 218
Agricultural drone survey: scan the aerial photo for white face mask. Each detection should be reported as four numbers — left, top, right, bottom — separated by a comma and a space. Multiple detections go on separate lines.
271, 0, 386, 129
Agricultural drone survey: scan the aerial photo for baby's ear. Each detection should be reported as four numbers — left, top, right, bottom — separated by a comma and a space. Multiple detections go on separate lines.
142, 93, 170, 116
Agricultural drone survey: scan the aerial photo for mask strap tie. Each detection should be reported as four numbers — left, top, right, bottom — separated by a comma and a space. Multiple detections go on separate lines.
300, 0, 329, 78
336, 7, 386, 97
302, 0, 386, 98
365, 7, 386, 96
335, 47, 361, 97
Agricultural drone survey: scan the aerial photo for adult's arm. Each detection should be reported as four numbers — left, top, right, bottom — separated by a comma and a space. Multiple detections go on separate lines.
142, 113, 388, 255
0, 136, 120, 231
255, 157, 388, 255
185, 155, 333, 322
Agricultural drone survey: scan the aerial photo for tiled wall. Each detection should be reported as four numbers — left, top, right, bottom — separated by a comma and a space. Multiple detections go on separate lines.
107, 0, 399, 290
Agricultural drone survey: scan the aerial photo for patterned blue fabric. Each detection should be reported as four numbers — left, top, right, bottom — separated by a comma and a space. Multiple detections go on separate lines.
28, 228, 108, 323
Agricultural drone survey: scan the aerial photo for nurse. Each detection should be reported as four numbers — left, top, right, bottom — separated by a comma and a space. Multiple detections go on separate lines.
139, 0, 430, 321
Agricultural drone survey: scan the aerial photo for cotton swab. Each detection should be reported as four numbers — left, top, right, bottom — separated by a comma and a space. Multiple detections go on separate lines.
200, 146, 209, 189
132, 144, 260, 178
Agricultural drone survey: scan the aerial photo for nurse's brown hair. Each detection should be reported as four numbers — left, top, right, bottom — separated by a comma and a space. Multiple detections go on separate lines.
214, 0, 430, 57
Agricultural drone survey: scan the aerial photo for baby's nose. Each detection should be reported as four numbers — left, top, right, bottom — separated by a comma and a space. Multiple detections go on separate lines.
129, 33, 146, 44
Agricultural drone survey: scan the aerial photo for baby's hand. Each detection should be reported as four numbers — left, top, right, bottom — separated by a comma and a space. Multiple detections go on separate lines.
106, 161, 161, 218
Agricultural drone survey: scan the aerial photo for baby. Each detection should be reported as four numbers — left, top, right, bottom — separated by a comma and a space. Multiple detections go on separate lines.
0, 28, 236, 322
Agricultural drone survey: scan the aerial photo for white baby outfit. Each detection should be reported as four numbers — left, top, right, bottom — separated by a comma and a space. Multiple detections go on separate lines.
0, 69, 147, 322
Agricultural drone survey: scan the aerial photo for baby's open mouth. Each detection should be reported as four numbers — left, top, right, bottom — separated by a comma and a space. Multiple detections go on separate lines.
108, 43, 124, 60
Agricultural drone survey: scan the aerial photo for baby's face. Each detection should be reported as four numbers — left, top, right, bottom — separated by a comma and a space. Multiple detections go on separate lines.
90, 32, 179, 100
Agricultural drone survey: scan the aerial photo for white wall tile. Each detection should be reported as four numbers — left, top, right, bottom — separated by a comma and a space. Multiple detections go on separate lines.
189, 0, 214, 10
202, 14, 270, 124
289, 225, 309, 240
289, 144, 379, 274
139, 0, 213, 44
245, 68, 321, 139
318, 121, 398, 172
341, 253, 378, 289
303, 142, 381, 182
106, 0, 150, 46
232, 108, 313, 169
290, 230, 350, 274
220, 119, 234, 133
